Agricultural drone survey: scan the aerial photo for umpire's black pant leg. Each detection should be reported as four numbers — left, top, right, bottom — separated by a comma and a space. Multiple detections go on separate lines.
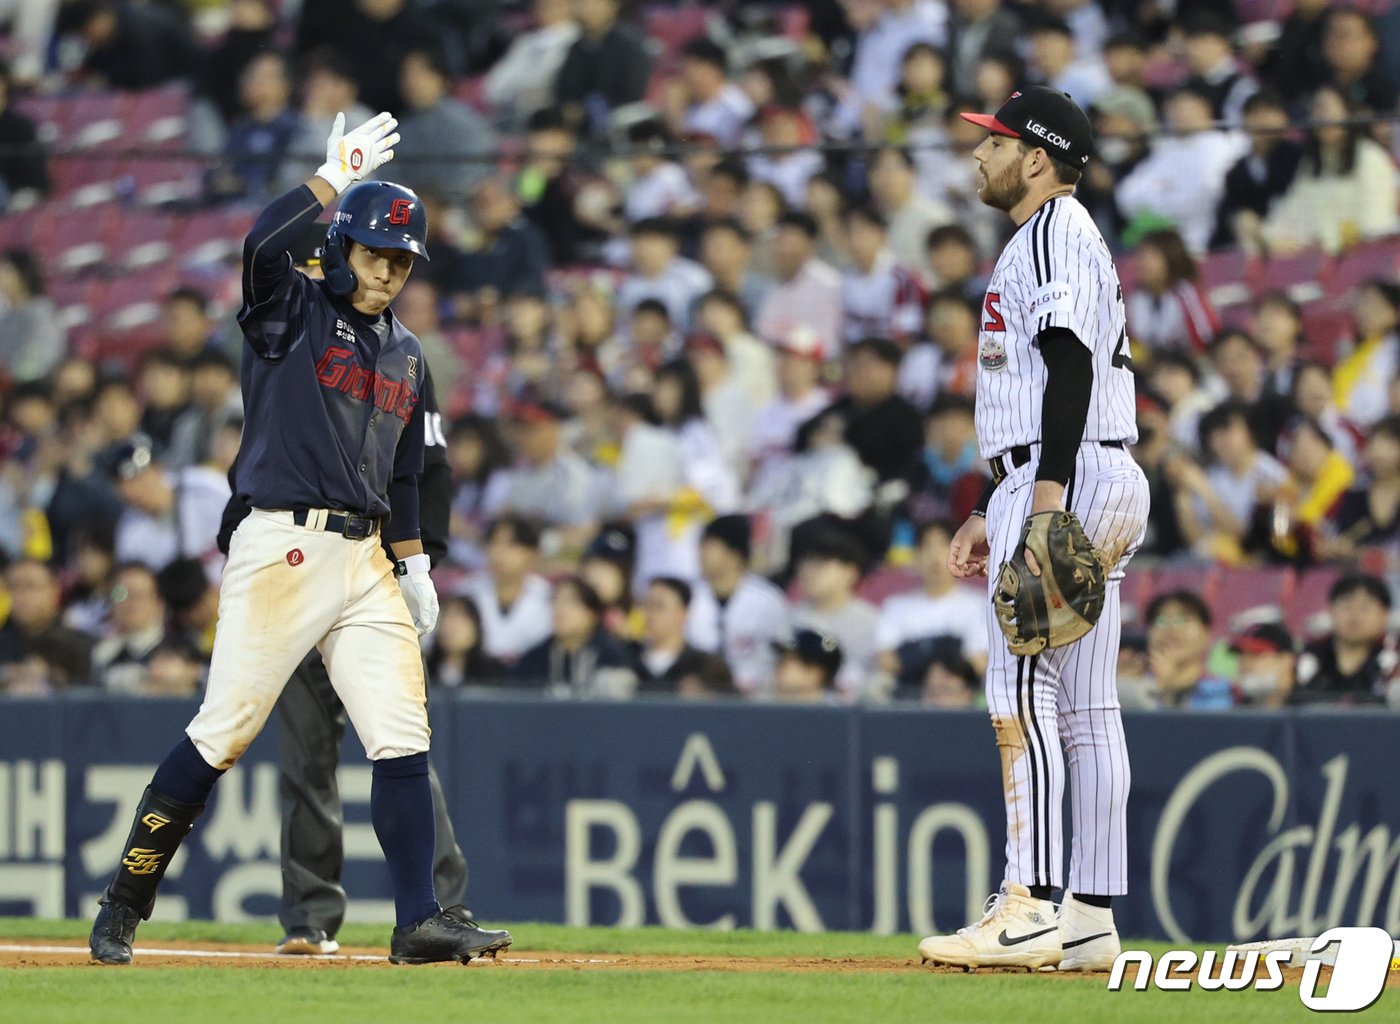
277, 650, 349, 937
428, 761, 468, 907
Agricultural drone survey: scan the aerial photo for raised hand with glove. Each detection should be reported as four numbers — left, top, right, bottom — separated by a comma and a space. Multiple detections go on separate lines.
315, 111, 400, 194
395, 553, 440, 637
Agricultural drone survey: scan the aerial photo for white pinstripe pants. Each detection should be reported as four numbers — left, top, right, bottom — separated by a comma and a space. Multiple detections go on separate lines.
983, 443, 1150, 895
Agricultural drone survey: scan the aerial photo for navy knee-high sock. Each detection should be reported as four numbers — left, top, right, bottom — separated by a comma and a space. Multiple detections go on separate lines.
371, 753, 439, 929
152, 736, 225, 806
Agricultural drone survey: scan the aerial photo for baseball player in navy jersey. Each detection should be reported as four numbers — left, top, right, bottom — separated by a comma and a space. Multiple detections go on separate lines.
917, 88, 1149, 972
89, 112, 511, 966
209, 226, 470, 957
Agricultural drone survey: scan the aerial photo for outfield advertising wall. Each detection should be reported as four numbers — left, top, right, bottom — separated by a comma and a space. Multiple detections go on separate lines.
1, 695, 1397, 943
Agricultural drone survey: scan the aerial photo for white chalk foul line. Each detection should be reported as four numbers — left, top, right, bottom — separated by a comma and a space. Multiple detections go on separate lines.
0, 944, 613, 966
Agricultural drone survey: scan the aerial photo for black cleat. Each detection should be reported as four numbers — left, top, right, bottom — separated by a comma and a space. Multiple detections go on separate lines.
441, 904, 475, 925
388, 911, 512, 965
90, 897, 141, 965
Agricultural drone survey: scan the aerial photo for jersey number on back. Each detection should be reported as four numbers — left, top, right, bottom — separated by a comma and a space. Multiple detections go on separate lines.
983, 292, 1006, 333
1111, 284, 1132, 369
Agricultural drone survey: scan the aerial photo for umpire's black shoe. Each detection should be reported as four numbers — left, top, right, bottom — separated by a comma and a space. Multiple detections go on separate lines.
441, 904, 475, 925
388, 911, 512, 965
90, 897, 141, 965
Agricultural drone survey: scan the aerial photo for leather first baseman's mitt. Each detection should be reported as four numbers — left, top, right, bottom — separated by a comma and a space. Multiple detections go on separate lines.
994, 511, 1106, 657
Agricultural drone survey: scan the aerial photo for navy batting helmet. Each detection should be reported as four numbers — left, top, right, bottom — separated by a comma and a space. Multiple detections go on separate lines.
322, 181, 430, 295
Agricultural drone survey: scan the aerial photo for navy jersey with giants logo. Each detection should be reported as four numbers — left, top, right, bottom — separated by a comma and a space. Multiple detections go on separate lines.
235, 186, 425, 519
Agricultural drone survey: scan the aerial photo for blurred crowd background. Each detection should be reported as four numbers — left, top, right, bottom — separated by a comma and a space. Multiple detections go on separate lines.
0, 0, 1398, 710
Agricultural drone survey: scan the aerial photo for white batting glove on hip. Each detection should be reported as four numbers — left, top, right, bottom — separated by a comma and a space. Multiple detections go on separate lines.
395, 554, 439, 636
316, 110, 400, 194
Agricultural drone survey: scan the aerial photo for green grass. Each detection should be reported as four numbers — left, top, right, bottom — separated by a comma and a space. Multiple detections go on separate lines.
0, 919, 1383, 1024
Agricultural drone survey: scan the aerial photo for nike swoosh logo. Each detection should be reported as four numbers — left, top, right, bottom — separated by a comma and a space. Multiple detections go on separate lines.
1062, 932, 1112, 950
998, 926, 1057, 946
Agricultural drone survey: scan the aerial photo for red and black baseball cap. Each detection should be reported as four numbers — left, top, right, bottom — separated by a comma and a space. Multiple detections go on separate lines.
961, 86, 1095, 167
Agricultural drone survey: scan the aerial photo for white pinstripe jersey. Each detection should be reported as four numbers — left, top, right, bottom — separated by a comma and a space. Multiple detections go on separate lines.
974, 195, 1137, 459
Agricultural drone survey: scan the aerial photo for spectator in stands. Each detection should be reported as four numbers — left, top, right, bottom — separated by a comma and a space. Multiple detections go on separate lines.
1253, 290, 1305, 399
396, 46, 499, 201
1144, 590, 1237, 709
631, 576, 732, 695
1027, 17, 1111, 107
1102, 31, 1148, 90
142, 638, 205, 697
923, 224, 986, 299
1263, 86, 1399, 254
483, 0, 581, 127
1291, 359, 1361, 464
822, 338, 924, 486
553, 0, 652, 137
625, 300, 679, 382
652, 355, 739, 504
513, 575, 637, 697
92, 561, 168, 692
1116, 86, 1247, 252
605, 392, 688, 582
500, 400, 598, 551
617, 217, 713, 332
0, 60, 48, 209
791, 530, 880, 697
1175, 401, 1289, 561
1334, 279, 1400, 430
456, 176, 550, 308
748, 104, 825, 208
1230, 622, 1297, 708
63, 526, 116, 637
1277, 417, 1354, 561
298, 0, 444, 114
839, 0, 947, 139
685, 332, 752, 481
772, 628, 843, 703
579, 524, 636, 639
754, 212, 842, 358
876, 518, 988, 687
686, 513, 790, 694
741, 179, 786, 281
0, 558, 95, 689
925, 288, 979, 399
1324, 415, 1400, 557
427, 596, 508, 687
841, 204, 927, 346
919, 653, 982, 708
1211, 91, 1301, 251
882, 42, 950, 153
518, 110, 602, 266
0, 249, 64, 382
1181, 12, 1258, 126
155, 557, 218, 662
460, 515, 554, 665
947, 0, 1022, 96
278, 50, 374, 193
199, 0, 278, 126
667, 37, 754, 148
698, 221, 771, 320
802, 173, 848, 269
110, 436, 230, 580
160, 288, 219, 365
906, 394, 985, 524
745, 326, 830, 481
1207, 330, 1293, 454
1265, 0, 1329, 103
1294, 573, 1398, 706
137, 350, 191, 454
166, 350, 241, 472
1080, 86, 1155, 239
869, 147, 953, 278
622, 120, 699, 223
1132, 391, 1188, 559
1321, 6, 1397, 116
66, 0, 195, 90
1126, 229, 1220, 353
206, 51, 300, 203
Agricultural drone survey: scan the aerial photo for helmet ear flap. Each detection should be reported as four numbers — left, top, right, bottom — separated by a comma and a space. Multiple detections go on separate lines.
322, 229, 357, 295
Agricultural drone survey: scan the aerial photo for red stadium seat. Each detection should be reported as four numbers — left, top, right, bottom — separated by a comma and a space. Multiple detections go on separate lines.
44, 207, 118, 274
1283, 565, 1345, 634
1326, 235, 1400, 297
857, 566, 920, 604
124, 157, 205, 207
1263, 249, 1327, 302
108, 210, 176, 272
129, 84, 191, 148
1148, 562, 1222, 614
63, 91, 129, 150
644, 4, 710, 59
1118, 565, 1155, 620
1298, 302, 1353, 365
48, 156, 123, 207
1215, 565, 1295, 622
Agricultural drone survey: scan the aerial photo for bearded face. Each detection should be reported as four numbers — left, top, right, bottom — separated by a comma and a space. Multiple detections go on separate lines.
975, 137, 1031, 211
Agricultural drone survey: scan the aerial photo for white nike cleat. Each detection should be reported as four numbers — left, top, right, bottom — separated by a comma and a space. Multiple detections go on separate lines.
1046, 892, 1120, 971
918, 882, 1062, 970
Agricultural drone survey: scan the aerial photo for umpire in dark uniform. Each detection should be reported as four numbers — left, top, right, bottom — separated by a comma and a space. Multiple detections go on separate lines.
216, 225, 467, 955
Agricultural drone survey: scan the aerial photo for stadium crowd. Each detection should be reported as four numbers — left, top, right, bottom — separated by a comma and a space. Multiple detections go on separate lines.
0, 0, 1398, 709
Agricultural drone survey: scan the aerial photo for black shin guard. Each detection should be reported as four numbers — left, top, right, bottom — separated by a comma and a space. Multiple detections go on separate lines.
105, 787, 204, 919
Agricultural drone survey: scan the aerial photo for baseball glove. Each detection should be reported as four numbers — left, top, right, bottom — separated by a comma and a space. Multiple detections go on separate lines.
993, 511, 1106, 657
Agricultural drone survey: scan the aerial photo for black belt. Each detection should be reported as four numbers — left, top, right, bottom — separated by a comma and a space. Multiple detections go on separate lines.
292, 509, 380, 539
989, 440, 1125, 484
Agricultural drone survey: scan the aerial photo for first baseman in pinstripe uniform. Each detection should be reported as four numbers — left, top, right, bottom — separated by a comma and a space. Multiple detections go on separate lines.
917, 87, 1150, 972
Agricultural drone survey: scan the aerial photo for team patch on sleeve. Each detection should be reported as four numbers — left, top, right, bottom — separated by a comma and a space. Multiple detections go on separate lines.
1028, 281, 1075, 321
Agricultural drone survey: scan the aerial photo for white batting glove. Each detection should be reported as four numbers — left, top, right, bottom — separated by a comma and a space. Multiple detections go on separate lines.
315, 111, 400, 194
395, 554, 439, 636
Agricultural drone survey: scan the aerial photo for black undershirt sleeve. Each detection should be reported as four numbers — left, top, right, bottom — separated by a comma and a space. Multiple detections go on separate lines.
1035, 326, 1093, 486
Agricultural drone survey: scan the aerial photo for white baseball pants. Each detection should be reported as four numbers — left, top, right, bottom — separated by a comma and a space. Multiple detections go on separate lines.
186, 509, 428, 769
